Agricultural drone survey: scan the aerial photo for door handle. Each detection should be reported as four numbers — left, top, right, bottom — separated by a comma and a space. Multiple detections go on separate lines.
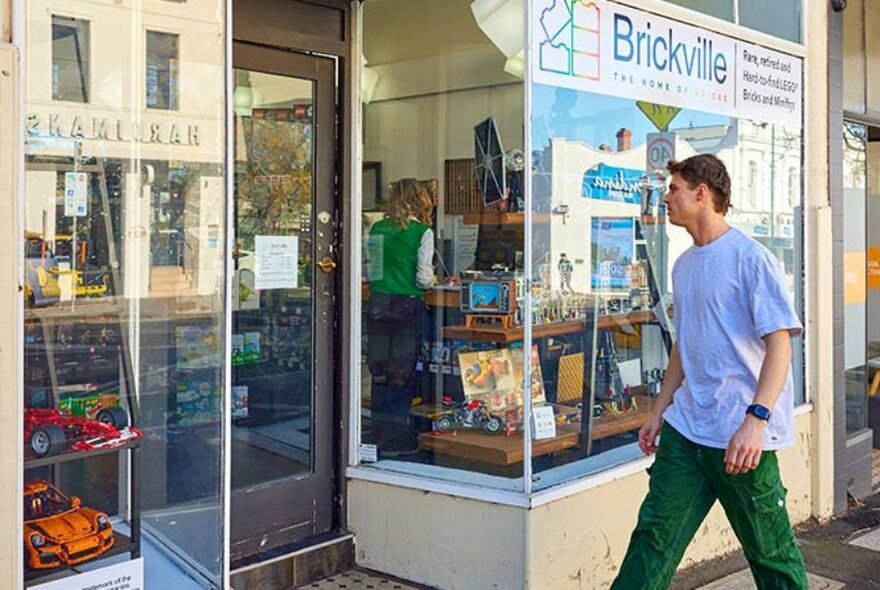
316, 256, 336, 273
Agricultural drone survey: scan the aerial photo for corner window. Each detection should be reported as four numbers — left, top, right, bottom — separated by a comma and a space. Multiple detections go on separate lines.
663, 0, 802, 43
146, 30, 180, 110
52, 15, 89, 103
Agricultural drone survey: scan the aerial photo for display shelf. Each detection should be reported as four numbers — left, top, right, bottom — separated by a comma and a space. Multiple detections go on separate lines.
588, 393, 652, 440
461, 212, 551, 226
24, 531, 138, 585
418, 426, 580, 465
25, 438, 140, 469
424, 287, 461, 308
441, 310, 657, 344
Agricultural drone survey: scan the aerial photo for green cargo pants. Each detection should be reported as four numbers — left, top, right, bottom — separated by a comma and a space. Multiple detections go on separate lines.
610, 425, 808, 590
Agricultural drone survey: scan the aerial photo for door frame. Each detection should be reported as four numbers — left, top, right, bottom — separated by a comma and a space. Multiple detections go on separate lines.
229, 41, 339, 562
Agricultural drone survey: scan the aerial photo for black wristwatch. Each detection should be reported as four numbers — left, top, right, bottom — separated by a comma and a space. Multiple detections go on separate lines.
746, 404, 772, 421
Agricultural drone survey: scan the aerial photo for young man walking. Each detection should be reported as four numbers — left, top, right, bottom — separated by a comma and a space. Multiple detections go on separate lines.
611, 154, 808, 590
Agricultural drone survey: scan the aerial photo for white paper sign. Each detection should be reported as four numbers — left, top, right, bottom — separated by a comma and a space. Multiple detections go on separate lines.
64, 172, 88, 217
33, 557, 144, 590
254, 235, 299, 290
359, 443, 378, 463
531, 405, 557, 440
531, 0, 802, 128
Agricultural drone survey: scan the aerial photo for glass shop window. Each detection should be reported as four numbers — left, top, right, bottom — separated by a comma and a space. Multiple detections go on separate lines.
24, 1, 227, 588
146, 30, 180, 110
52, 15, 90, 103
528, 90, 805, 489
663, 0, 802, 43
358, 0, 527, 488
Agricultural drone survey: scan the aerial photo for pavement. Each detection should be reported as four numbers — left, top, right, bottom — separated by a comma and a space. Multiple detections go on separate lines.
300, 452, 880, 590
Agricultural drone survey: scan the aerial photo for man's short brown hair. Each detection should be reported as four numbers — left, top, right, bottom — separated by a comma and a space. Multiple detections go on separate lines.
667, 154, 731, 214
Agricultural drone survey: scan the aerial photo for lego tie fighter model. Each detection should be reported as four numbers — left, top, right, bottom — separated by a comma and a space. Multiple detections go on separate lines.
474, 116, 524, 210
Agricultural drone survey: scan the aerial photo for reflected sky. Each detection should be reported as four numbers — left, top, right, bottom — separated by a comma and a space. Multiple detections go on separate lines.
531, 83, 731, 150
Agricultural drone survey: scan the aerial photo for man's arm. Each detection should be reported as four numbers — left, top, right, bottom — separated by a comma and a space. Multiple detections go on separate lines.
638, 342, 684, 454
723, 330, 792, 474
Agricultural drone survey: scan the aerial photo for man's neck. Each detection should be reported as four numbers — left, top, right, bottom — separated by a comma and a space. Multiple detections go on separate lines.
687, 216, 731, 247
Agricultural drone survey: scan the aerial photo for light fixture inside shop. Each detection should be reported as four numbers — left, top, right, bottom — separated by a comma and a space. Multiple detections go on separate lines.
361, 52, 380, 104
471, 0, 524, 78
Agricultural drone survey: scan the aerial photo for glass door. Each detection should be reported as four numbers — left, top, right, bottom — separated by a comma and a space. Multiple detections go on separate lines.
230, 43, 337, 560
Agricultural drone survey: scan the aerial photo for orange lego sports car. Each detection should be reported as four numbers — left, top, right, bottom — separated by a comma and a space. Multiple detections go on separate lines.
23, 481, 114, 570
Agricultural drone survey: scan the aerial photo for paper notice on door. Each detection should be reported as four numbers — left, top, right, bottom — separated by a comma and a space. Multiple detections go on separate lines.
254, 235, 298, 290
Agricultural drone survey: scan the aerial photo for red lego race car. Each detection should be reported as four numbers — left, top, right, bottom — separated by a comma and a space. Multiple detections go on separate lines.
25, 407, 141, 458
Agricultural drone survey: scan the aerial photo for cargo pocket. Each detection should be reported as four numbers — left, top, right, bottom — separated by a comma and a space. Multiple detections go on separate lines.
747, 483, 791, 558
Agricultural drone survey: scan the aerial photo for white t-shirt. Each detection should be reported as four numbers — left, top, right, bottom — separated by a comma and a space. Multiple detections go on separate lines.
662, 227, 803, 451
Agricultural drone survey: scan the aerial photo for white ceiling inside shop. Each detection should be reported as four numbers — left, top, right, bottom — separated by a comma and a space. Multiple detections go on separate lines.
362, 0, 492, 65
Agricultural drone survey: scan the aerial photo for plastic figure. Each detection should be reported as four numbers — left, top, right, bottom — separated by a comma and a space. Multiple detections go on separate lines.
432, 396, 505, 435
558, 253, 574, 293
24, 480, 114, 570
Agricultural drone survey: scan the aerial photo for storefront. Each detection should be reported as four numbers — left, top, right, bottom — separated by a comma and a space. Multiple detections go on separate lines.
0, 1, 835, 589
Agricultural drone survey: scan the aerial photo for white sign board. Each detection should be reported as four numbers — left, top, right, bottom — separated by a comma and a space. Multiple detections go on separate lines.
64, 172, 88, 217
254, 235, 299, 290
532, 0, 802, 128
531, 405, 557, 440
646, 132, 676, 172
33, 557, 144, 590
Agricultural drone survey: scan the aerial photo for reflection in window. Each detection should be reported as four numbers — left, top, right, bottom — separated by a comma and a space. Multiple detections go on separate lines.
146, 31, 179, 110
52, 16, 89, 103
747, 161, 758, 210
787, 167, 798, 208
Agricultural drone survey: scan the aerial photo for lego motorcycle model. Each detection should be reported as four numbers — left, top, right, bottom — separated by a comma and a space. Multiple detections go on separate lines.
432, 396, 505, 435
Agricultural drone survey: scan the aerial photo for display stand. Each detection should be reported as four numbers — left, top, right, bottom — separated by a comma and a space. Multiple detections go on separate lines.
24, 300, 141, 587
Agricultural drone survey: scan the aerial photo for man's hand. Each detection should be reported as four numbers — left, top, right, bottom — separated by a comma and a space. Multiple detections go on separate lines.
638, 414, 663, 455
724, 416, 766, 474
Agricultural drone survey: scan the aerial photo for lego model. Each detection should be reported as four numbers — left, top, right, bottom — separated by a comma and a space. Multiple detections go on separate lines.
432, 396, 505, 435
25, 407, 141, 458
24, 480, 114, 570
24, 234, 61, 307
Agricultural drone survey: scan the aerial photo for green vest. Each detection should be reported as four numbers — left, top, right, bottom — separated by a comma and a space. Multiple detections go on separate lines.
368, 218, 428, 297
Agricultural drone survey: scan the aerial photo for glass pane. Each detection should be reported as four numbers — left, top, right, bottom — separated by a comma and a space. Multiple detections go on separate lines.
843, 121, 868, 434
232, 70, 315, 486
663, 0, 734, 22
868, 132, 880, 423
866, 3, 880, 113
24, 1, 227, 588
51, 15, 89, 102
146, 31, 180, 110
359, 0, 525, 489
843, 0, 866, 113
738, 0, 801, 43
529, 94, 804, 489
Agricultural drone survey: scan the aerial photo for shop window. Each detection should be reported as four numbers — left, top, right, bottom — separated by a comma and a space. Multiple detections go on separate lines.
25, 1, 227, 588
663, 0, 802, 43
739, 0, 801, 43
51, 15, 89, 103
788, 167, 798, 209
358, 0, 526, 488
842, 121, 868, 435
146, 30, 180, 110
356, 0, 805, 494
843, 0, 866, 112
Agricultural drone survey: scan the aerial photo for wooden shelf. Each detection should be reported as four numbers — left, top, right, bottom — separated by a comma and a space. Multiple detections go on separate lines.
590, 394, 652, 440
461, 212, 551, 226
441, 310, 657, 343
418, 426, 580, 465
424, 288, 461, 308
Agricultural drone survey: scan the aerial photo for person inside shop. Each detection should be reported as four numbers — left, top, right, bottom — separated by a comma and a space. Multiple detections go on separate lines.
611, 154, 807, 589
365, 178, 435, 457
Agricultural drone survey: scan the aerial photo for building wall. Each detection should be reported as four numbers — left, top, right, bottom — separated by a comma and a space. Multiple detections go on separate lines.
349, 414, 814, 590
348, 480, 526, 590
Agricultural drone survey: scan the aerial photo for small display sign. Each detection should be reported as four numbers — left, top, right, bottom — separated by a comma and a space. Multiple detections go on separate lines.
64, 172, 88, 217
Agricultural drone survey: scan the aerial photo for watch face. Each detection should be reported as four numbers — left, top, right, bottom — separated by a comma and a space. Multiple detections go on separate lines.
749, 404, 771, 420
